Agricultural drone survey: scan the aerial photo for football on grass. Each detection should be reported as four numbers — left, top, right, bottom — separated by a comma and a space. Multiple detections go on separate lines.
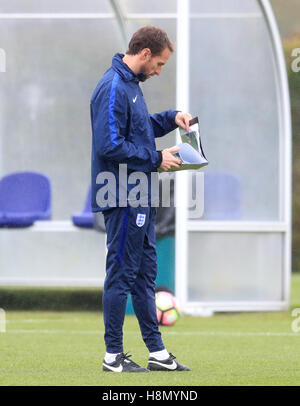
155, 291, 180, 326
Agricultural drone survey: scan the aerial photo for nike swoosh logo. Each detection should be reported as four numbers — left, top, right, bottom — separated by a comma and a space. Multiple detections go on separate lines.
133, 95, 137, 103
103, 363, 123, 372
148, 360, 177, 370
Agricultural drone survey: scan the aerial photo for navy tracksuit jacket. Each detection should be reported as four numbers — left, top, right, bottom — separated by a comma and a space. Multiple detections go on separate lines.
90, 53, 178, 353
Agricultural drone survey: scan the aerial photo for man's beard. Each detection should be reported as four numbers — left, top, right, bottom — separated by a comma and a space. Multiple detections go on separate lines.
137, 72, 148, 82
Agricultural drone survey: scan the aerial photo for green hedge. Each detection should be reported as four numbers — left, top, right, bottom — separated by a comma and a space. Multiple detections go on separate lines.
0, 287, 102, 311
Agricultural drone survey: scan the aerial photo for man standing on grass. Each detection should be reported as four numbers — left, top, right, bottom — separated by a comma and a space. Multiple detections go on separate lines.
90, 25, 191, 372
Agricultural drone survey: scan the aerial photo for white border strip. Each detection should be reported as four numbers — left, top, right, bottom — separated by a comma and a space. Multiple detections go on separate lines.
30, 220, 83, 232
0, 220, 92, 232
0, 278, 104, 287
183, 300, 289, 313
1, 220, 288, 233
187, 221, 288, 232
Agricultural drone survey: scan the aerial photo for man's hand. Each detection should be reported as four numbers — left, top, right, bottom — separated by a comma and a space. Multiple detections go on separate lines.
175, 112, 193, 132
159, 146, 182, 172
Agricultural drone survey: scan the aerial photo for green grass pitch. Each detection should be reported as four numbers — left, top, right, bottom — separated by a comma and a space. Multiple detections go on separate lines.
1, 274, 300, 386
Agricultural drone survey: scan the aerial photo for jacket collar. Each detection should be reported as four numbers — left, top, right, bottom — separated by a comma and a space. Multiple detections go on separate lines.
112, 53, 146, 83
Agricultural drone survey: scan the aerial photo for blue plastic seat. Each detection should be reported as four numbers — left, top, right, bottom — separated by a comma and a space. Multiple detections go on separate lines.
202, 172, 242, 220
72, 186, 94, 228
0, 171, 51, 227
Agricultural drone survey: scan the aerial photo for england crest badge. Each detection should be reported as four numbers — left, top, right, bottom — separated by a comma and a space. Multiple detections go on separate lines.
136, 213, 146, 227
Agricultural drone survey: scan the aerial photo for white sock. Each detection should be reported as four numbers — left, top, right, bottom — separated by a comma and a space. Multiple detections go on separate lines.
149, 349, 169, 360
104, 352, 120, 363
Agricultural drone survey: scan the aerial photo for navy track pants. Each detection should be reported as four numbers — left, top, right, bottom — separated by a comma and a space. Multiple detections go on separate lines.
102, 206, 165, 353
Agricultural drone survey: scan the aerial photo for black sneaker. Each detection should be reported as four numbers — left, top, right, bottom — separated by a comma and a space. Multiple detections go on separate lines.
103, 352, 149, 373
147, 353, 190, 371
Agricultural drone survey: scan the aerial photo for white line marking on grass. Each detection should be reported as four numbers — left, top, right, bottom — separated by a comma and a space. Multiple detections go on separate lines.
7, 329, 103, 334
5, 329, 300, 337
165, 331, 300, 337
6, 318, 86, 323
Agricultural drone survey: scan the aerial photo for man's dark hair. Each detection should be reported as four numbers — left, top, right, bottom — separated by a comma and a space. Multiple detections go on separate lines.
126, 25, 174, 56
